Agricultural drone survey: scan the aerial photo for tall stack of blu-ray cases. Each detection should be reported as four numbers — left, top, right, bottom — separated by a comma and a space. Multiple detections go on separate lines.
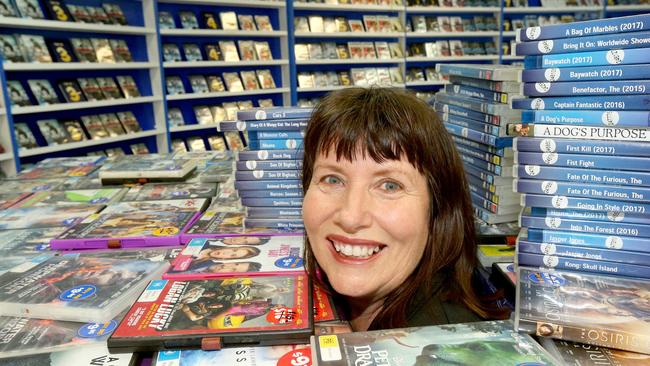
218, 107, 311, 232
432, 64, 523, 225
508, 14, 650, 355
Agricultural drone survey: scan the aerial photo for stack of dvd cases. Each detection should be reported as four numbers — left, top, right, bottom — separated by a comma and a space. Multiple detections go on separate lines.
509, 14, 650, 354
219, 107, 311, 233
432, 64, 523, 225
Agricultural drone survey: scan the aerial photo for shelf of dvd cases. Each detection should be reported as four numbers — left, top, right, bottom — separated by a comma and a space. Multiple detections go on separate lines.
11, 96, 161, 115
407, 6, 501, 13
3, 62, 157, 71
164, 60, 289, 68
406, 31, 502, 37
606, 4, 650, 12
157, 0, 286, 7
405, 80, 448, 86
0, 17, 156, 35
169, 124, 221, 133
407, 55, 500, 61
293, 3, 404, 12
166, 88, 290, 101
18, 130, 160, 158
296, 59, 404, 65
503, 6, 603, 13
297, 84, 406, 93
159, 29, 287, 37
294, 31, 405, 38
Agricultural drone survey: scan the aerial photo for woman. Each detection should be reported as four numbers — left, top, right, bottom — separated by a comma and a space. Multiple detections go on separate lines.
302, 87, 499, 331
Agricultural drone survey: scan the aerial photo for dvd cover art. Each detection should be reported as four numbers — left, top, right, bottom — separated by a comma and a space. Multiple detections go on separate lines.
163, 43, 182, 62
0, 179, 63, 194
100, 113, 126, 136
313, 320, 556, 365
202, 11, 219, 29
205, 44, 221, 61
108, 275, 311, 352
187, 137, 206, 152
183, 43, 203, 62
0, 35, 24, 63
37, 119, 69, 145
58, 80, 85, 103
0, 204, 102, 230
6, 80, 30, 107
117, 111, 141, 133
184, 211, 298, 240
0, 0, 18, 17
28, 79, 59, 105
0, 227, 67, 255
98, 155, 197, 180
91, 38, 115, 63
313, 285, 338, 323
16, 188, 126, 207
0, 254, 168, 322
15, 164, 97, 180
517, 267, 650, 354
50, 209, 197, 248
165, 236, 304, 280
0, 192, 30, 210
179, 11, 199, 29
166, 76, 185, 95
77, 77, 104, 101
96, 77, 123, 99
70, 38, 97, 62
15, 0, 43, 19
116, 75, 140, 98
81, 115, 109, 140
101, 198, 208, 216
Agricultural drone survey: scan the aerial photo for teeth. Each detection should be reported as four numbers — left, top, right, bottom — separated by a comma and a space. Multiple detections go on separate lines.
332, 241, 381, 258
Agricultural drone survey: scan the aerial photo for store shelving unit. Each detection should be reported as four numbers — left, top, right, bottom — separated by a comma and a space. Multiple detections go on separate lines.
0, 0, 168, 170
158, 0, 289, 150
292, 1, 406, 104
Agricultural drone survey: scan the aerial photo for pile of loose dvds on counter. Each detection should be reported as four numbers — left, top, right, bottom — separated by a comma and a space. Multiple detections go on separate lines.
509, 13, 650, 356
432, 63, 522, 226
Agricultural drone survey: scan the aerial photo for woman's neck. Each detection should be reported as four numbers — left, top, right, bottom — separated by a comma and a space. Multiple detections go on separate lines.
346, 297, 384, 332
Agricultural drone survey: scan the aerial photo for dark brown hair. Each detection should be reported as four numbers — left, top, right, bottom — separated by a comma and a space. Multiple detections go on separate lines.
302, 87, 490, 329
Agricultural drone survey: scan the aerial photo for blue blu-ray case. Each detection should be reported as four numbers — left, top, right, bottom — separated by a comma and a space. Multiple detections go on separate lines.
521, 193, 650, 215
517, 252, 650, 278
518, 238, 650, 266
235, 170, 301, 181
514, 178, 649, 203
520, 214, 650, 238
522, 63, 650, 82
517, 14, 650, 42
526, 227, 650, 253
237, 189, 303, 198
440, 112, 507, 137
513, 137, 650, 157
236, 160, 302, 171
511, 95, 650, 111
240, 197, 303, 208
218, 119, 308, 132
514, 164, 650, 187
523, 80, 650, 97
234, 179, 302, 191
236, 107, 312, 121
521, 110, 650, 127
515, 31, 650, 56
514, 151, 650, 172
237, 149, 304, 161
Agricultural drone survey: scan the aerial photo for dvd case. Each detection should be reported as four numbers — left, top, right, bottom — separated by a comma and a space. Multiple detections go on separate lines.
122, 183, 217, 201
521, 110, 650, 127
525, 227, 650, 253
435, 63, 522, 81
516, 267, 650, 353
511, 95, 650, 111
516, 31, 650, 56
153, 345, 310, 366
312, 320, 556, 365
164, 236, 304, 280
513, 137, 650, 157
508, 124, 650, 143
0, 254, 168, 323
515, 151, 650, 172
517, 14, 650, 42
0, 204, 102, 230
540, 338, 650, 366
108, 275, 312, 352
514, 164, 650, 187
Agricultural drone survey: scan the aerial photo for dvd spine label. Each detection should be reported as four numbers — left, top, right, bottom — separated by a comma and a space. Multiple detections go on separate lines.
518, 252, 650, 278
515, 178, 649, 203
520, 215, 650, 238
511, 124, 650, 143
511, 95, 650, 111
521, 193, 650, 215
518, 14, 650, 42
515, 164, 650, 187
237, 149, 304, 161
521, 110, 650, 127
515, 151, 650, 172
522, 63, 650, 82
526, 228, 650, 253
513, 137, 650, 157
523, 80, 650, 97
515, 31, 650, 56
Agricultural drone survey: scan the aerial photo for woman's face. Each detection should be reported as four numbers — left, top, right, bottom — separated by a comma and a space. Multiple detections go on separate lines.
303, 149, 430, 303
209, 247, 251, 259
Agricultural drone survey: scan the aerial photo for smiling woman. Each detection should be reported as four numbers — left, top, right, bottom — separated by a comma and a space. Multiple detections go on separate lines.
302, 87, 500, 331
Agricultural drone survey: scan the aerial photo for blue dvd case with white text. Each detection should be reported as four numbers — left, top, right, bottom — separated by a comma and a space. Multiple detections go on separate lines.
514, 164, 650, 187
514, 151, 650, 172
248, 139, 303, 150
513, 137, 650, 157
445, 84, 519, 104
252, 131, 305, 139
235, 170, 301, 181
433, 101, 518, 126
517, 14, 650, 42
445, 123, 513, 148
517, 252, 650, 278
240, 197, 303, 207
525, 227, 650, 253
526, 206, 650, 225
440, 113, 507, 137
237, 189, 303, 198
218, 119, 308, 132
452, 135, 511, 157
521, 193, 650, 215
435, 92, 518, 116
236, 160, 302, 171
523, 80, 650, 97
520, 214, 650, 238
521, 110, 650, 127
524, 48, 650, 70
517, 238, 650, 266
237, 149, 304, 161
511, 95, 650, 110
515, 178, 649, 202
435, 63, 522, 81
515, 31, 650, 56
236, 107, 312, 121
234, 179, 302, 191
246, 207, 302, 218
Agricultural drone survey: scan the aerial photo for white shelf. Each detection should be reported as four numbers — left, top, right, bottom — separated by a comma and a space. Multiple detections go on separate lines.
164, 60, 289, 68
407, 31, 501, 38
294, 3, 403, 12
160, 29, 287, 37
502, 31, 517, 37
157, 0, 285, 7
167, 87, 290, 101
406, 80, 449, 87
294, 31, 404, 39
19, 130, 161, 158
406, 6, 501, 13
502, 55, 525, 61
170, 124, 221, 133
0, 17, 155, 35
4, 62, 157, 71
606, 4, 650, 11
407, 55, 500, 62
0, 152, 13, 162
12, 96, 162, 115
298, 84, 405, 93
504, 6, 603, 13
296, 58, 403, 65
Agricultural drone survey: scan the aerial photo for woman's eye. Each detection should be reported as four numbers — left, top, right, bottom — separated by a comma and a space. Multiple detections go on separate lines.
381, 181, 402, 192
322, 175, 342, 185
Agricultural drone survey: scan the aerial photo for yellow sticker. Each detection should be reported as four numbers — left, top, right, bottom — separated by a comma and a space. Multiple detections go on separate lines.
318, 335, 339, 348
153, 227, 179, 236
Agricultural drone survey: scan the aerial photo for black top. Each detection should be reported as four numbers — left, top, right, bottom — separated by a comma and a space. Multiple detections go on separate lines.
367, 272, 482, 330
